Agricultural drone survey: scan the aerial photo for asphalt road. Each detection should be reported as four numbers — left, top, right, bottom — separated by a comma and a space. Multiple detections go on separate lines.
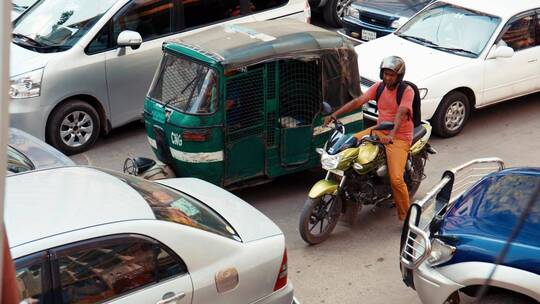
70, 91, 540, 304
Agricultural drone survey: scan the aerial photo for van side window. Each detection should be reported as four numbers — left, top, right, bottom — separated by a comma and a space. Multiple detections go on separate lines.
87, 23, 111, 54
112, 0, 173, 46
183, 0, 250, 28
499, 14, 536, 51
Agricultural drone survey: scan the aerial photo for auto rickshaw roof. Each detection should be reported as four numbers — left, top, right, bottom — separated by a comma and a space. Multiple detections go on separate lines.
164, 19, 353, 69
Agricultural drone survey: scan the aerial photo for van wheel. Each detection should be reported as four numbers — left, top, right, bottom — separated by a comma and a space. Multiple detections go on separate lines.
47, 100, 100, 155
431, 91, 470, 137
323, 0, 348, 27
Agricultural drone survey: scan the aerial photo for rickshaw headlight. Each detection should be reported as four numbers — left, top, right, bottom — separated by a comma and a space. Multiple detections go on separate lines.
10, 68, 43, 99
321, 153, 342, 170
427, 238, 456, 267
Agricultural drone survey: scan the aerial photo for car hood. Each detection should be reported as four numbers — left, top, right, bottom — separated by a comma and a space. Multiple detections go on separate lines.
355, 34, 472, 84
8, 128, 75, 169
157, 178, 283, 243
351, 0, 431, 18
10, 41, 55, 77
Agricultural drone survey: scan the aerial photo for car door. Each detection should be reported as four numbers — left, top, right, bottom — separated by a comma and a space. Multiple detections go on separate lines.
482, 11, 540, 104
50, 235, 193, 304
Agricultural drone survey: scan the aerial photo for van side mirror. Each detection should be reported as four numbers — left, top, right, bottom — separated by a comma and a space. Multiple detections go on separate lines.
322, 102, 332, 116
487, 45, 514, 59
117, 30, 142, 50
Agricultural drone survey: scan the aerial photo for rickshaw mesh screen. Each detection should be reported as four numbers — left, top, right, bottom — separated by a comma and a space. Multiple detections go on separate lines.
267, 63, 276, 100
226, 68, 265, 141
279, 60, 321, 128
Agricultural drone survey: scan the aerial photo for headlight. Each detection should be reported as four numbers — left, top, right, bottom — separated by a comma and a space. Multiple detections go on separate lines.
346, 7, 360, 19
321, 153, 342, 170
418, 88, 428, 99
10, 68, 44, 99
427, 238, 456, 266
390, 17, 408, 29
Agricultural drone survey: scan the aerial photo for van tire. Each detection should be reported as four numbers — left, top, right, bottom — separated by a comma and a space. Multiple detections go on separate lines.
431, 91, 470, 137
47, 100, 100, 155
323, 0, 345, 27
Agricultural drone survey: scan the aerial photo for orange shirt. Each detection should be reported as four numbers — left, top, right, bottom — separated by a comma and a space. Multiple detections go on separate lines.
365, 82, 414, 143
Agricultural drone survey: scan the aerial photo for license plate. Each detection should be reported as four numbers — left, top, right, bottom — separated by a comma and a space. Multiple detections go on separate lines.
361, 29, 377, 41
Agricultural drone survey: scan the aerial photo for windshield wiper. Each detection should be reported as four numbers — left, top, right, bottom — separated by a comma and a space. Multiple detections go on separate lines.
430, 46, 478, 56
12, 33, 46, 47
397, 34, 437, 46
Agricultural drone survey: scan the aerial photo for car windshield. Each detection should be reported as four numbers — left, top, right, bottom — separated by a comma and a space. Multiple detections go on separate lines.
12, 0, 117, 52
395, 2, 501, 58
7, 146, 34, 174
148, 52, 219, 115
12, 0, 36, 10
104, 170, 241, 241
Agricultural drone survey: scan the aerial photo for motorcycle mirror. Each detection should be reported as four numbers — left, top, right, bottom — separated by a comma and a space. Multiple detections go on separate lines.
374, 122, 395, 131
124, 157, 156, 175
322, 102, 332, 116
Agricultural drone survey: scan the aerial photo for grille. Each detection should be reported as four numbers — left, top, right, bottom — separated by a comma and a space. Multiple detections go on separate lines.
359, 11, 393, 28
266, 112, 277, 146
278, 60, 321, 128
360, 77, 375, 88
267, 62, 277, 100
226, 68, 265, 141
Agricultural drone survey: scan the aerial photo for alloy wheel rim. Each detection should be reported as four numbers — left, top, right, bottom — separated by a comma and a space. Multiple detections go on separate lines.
336, 0, 351, 19
444, 100, 466, 132
308, 195, 338, 236
60, 110, 94, 148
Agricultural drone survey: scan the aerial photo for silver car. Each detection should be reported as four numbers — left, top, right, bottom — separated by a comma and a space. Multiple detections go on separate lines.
9, 0, 309, 155
7, 167, 297, 304
7, 127, 74, 174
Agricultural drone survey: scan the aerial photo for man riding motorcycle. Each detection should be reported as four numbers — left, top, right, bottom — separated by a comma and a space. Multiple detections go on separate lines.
324, 56, 413, 221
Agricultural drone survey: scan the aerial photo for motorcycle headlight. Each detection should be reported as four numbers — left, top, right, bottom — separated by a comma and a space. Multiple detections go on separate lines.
390, 17, 408, 29
321, 153, 343, 170
10, 68, 44, 99
346, 7, 360, 19
427, 238, 456, 267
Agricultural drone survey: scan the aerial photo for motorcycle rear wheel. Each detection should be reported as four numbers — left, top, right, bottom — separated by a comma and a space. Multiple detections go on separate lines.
299, 194, 342, 245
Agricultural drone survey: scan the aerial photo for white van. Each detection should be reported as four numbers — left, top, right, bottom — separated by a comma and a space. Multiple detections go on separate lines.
10, 0, 310, 154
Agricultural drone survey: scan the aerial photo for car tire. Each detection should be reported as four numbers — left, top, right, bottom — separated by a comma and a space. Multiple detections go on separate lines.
476, 293, 533, 304
431, 91, 470, 138
47, 100, 100, 155
323, 0, 347, 28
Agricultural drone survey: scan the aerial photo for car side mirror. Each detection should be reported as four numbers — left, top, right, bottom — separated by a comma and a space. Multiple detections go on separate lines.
117, 30, 142, 50
374, 121, 395, 131
322, 102, 332, 116
487, 45, 514, 59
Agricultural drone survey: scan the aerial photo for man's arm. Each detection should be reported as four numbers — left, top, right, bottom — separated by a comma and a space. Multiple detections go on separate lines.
324, 94, 371, 126
386, 106, 410, 142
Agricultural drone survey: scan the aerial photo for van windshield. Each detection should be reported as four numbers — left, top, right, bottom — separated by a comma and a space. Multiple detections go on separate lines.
12, 0, 117, 52
148, 53, 219, 115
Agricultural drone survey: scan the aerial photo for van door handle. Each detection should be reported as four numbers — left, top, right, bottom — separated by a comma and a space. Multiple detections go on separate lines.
528, 59, 537, 63
157, 292, 185, 304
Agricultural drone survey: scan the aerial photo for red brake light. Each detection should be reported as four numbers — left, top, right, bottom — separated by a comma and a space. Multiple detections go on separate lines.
273, 249, 288, 291
182, 130, 210, 142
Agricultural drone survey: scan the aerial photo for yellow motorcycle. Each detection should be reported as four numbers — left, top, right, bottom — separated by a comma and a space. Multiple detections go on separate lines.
299, 116, 435, 245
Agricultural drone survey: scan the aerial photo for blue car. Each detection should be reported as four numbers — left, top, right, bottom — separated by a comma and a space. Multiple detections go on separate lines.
400, 158, 540, 304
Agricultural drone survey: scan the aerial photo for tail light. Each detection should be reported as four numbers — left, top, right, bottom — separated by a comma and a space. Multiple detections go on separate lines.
182, 130, 210, 142
273, 249, 288, 291
304, 0, 311, 23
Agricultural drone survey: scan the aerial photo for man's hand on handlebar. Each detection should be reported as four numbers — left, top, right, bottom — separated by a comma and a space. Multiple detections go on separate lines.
379, 135, 394, 145
323, 115, 336, 127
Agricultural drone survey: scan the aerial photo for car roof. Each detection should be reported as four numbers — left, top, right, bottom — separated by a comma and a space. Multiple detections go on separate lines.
440, 0, 540, 20
164, 19, 353, 70
5, 167, 156, 248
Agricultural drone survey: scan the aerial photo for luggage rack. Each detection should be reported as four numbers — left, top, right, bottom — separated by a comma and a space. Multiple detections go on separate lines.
399, 157, 505, 270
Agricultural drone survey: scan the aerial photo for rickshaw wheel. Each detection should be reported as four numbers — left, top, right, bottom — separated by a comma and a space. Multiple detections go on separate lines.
299, 194, 342, 245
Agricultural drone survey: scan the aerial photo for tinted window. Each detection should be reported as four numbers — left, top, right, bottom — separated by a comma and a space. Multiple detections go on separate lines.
58, 238, 186, 303
16, 262, 45, 303
7, 146, 35, 173
250, 0, 287, 12
499, 14, 536, 52
112, 0, 173, 46
103, 169, 240, 241
86, 22, 111, 54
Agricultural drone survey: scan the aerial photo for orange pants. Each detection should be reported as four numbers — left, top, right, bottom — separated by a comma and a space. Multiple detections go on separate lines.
354, 127, 411, 221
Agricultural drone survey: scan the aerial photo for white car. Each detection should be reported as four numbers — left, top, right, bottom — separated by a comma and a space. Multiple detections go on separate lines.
355, 0, 540, 137
6, 167, 297, 304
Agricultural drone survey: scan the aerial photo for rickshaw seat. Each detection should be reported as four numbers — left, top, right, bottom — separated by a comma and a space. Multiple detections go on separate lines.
412, 125, 427, 144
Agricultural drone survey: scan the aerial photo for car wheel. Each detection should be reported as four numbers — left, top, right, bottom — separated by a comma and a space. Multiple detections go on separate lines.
47, 100, 100, 155
323, 0, 348, 28
432, 91, 470, 137
476, 293, 533, 304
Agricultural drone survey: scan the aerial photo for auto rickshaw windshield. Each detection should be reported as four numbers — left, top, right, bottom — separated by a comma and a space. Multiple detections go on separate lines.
148, 52, 218, 115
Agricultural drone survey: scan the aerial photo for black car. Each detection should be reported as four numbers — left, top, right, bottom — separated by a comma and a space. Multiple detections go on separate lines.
340, 0, 433, 43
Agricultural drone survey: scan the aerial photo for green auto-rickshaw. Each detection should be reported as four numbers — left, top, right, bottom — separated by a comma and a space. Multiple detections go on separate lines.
143, 19, 363, 188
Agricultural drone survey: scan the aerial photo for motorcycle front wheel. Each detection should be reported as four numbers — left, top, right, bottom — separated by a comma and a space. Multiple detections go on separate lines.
299, 194, 342, 245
